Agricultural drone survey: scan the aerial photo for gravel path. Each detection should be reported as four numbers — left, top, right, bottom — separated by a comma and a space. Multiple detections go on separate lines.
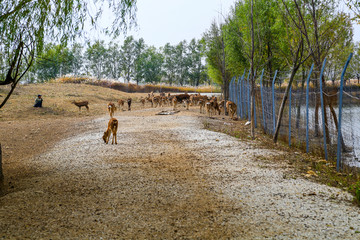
1, 108, 360, 239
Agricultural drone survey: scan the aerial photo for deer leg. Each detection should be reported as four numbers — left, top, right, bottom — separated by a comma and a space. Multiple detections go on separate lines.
86, 105, 89, 111
107, 132, 110, 144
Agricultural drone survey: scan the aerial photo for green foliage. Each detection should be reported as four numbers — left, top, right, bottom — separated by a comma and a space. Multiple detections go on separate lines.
85, 40, 107, 80
356, 184, 360, 202
106, 42, 122, 81
120, 36, 136, 83
0, 0, 137, 52
202, 21, 231, 87
136, 46, 163, 84
133, 38, 146, 85
162, 43, 177, 85
0, 0, 137, 108
32, 43, 84, 82
188, 39, 206, 86
12, 36, 208, 86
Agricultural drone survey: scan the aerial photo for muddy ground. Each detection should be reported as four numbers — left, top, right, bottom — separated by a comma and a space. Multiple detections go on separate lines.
1, 107, 360, 239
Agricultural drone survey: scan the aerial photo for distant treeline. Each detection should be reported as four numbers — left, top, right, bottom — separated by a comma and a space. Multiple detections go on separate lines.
24, 37, 208, 87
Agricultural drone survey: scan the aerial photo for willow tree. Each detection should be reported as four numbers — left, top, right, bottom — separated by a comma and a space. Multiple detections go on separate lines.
0, 0, 137, 109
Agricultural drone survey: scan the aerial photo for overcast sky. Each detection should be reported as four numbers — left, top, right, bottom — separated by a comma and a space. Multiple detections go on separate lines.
88, 0, 236, 47
126, 0, 236, 47
89, 0, 360, 47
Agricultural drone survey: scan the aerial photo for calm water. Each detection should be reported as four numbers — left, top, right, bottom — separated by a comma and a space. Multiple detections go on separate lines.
341, 106, 360, 167
296, 105, 360, 167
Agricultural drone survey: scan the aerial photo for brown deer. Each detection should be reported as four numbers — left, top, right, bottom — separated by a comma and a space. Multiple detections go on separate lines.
183, 99, 191, 110
102, 118, 118, 144
206, 99, 221, 117
118, 99, 125, 111
199, 99, 206, 113
152, 96, 161, 108
226, 100, 237, 119
218, 100, 225, 114
71, 101, 89, 111
173, 94, 190, 110
145, 96, 153, 107
107, 102, 117, 117
139, 97, 146, 107
206, 102, 212, 117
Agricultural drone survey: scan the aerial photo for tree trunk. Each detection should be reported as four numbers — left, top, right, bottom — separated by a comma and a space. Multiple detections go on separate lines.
221, 31, 229, 116
273, 69, 296, 143
296, 69, 306, 129
0, 144, 4, 195
273, 45, 303, 143
0, 81, 20, 109
250, 0, 255, 139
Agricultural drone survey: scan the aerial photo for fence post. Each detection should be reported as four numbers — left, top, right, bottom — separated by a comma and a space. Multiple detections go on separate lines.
336, 53, 353, 171
238, 71, 245, 118
288, 86, 292, 147
239, 74, 243, 119
245, 71, 250, 119
247, 71, 251, 121
319, 58, 328, 160
236, 76, 239, 117
231, 77, 234, 102
254, 92, 257, 128
272, 70, 278, 134
260, 69, 265, 131
233, 77, 236, 102
306, 64, 314, 153
233, 76, 237, 106
229, 78, 232, 102
253, 70, 257, 127
240, 75, 244, 119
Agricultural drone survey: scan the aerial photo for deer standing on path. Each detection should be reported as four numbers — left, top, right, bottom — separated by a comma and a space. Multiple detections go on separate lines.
103, 118, 118, 144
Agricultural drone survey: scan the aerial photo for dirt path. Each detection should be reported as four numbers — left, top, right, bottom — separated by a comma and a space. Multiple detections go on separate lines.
1, 108, 360, 239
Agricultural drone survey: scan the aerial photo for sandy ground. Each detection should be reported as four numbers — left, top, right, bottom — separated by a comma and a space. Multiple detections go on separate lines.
1, 107, 360, 239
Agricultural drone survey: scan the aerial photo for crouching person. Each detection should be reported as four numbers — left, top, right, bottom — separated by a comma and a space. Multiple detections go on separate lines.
34, 95, 43, 107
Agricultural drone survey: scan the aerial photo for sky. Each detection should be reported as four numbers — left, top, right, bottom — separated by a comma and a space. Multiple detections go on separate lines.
125, 0, 237, 47
89, 0, 236, 47
89, 0, 360, 48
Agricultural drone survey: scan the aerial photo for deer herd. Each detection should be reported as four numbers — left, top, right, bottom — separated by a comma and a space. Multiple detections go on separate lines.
72, 92, 237, 145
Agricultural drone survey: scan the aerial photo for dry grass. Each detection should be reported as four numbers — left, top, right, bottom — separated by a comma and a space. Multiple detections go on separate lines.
53, 76, 220, 94
0, 82, 148, 121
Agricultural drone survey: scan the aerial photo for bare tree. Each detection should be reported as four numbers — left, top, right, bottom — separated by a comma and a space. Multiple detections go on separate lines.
0, 33, 35, 108
277, 0, 351, 144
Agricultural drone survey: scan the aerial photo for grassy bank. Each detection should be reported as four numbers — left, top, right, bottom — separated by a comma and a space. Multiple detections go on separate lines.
0, 82, 146, 121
